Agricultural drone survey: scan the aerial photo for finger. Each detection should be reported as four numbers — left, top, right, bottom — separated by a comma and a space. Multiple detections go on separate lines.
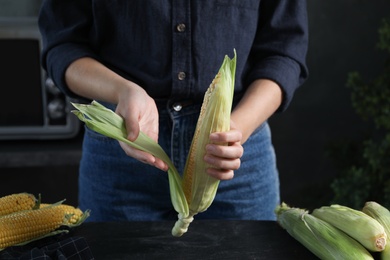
206, 167, 234, 180
153, 158, 169, 172
115, 107, 140, 142
120, 141, 155, 163
206, 143, 243, 159
209, 130, 242, 144
204, 154, 241, 171
125, 114, 140, 141
119, 141, 168, 171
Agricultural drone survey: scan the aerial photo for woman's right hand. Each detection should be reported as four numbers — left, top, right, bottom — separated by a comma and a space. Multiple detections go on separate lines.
65, 57, 168, 172
115, 82, 168, 172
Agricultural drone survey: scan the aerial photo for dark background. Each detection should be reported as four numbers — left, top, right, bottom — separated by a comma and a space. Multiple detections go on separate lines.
1, 0, 390, 210
271, 0, 390, 209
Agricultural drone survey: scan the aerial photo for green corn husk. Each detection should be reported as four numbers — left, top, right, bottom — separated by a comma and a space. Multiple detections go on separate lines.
71, 101, 189, 221
172, 50, 236, 236
363, 201, 390, 260
275, 203, 374, 260
71, 50, 236, 237
312, 204, 387, 252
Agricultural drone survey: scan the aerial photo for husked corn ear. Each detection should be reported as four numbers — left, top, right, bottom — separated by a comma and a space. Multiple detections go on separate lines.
0, 204, 65, 250
313, 204, 387, 252
0, 202, 90, 250
172, 50, 236, 237
40, 203, 85, 225
363, 201, 390, 260
275, 203, 374, 260
0, 193, 38, 216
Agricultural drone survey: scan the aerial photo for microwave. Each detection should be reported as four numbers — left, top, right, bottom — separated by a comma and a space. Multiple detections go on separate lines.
0, 17, 80, 140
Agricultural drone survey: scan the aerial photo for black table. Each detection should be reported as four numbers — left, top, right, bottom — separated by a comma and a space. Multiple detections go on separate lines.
70, 220, 317, 260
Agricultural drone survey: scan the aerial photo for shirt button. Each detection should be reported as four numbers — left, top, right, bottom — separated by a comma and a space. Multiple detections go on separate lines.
173, 103, 182, 111
176, 23, 186, 32
177, 71, 186, 80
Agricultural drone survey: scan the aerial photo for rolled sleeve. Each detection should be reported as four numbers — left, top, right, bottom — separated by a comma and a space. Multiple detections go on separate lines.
246, 55, 303, 111
246, 0, 309, 112
38, 0, 95, 100
44, 43, 98, 99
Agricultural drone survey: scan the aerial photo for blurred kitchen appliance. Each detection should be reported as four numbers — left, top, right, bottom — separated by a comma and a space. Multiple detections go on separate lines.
0, 17, 80, 140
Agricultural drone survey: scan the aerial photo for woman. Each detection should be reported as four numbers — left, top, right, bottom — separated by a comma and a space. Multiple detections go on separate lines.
39, 0, 308, 222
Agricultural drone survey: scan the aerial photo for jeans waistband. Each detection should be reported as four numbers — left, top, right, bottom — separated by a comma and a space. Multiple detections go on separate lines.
155, 99, 199, 111
98, 92, 243, 115
155, 92, 243, 112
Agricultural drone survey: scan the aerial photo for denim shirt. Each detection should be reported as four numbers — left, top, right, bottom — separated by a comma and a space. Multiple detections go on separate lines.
39, 0, 308, 111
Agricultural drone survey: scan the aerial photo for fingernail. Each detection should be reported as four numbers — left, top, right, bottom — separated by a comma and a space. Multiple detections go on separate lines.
209, 133, 218, 140
204, 155, 212, 164
206, 144, 214, 152
156, 162, 168, 172
127, 133, 136, 141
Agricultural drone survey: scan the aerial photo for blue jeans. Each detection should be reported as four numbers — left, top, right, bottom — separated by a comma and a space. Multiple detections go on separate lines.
78, 101, 280, 221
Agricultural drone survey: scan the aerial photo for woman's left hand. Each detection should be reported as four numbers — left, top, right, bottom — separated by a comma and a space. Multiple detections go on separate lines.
204, 122, 244, 180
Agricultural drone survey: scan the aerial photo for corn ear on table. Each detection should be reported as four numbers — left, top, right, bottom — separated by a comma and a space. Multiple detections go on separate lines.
0, 193, 89, 252
69, 220, 317, 260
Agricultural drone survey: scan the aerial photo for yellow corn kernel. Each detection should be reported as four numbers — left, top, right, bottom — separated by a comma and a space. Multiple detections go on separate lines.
275, 203, 374, 260
181, 79, 227, 207
0, 205, 65, 249
0, 202, 90, 250
0, 193, 37, 216
40, 203, 84, 224
313, 204, 387, 252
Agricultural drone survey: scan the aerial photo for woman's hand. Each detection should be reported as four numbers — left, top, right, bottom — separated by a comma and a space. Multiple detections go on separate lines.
65, 57, 168, 171
204, 121, 244, 180
115, 83, 168, 172
204, 78, 283, 180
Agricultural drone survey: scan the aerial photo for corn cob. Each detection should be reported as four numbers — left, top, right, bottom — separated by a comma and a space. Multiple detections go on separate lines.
0, 202, 90, 250
363, 201, 390, 260
71, 50, 237, 237
312, 204, 387, 252
0, 193, 38, 216
40, 203, 85, 225
275, 203, 374, 260
172, 51, 236, 236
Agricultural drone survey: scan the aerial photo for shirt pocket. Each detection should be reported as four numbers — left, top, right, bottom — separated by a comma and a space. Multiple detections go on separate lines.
216, 0, 260, 10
